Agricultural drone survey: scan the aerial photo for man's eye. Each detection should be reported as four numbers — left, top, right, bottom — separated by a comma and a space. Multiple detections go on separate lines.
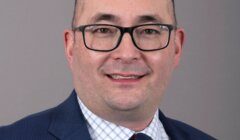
143, 29, 160, 35
93, 28, 112, 34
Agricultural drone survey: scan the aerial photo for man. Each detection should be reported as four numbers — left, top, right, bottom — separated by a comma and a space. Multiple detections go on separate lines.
0, 0, 216, 139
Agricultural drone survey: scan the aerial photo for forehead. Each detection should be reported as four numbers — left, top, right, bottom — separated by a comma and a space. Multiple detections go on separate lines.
76, 0, 173, 26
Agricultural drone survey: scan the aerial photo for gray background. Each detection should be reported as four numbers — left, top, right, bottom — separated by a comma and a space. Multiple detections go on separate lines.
0, 0, 239, 139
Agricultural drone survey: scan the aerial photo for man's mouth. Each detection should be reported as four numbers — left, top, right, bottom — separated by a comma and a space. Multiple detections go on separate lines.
106, 74, 145, 80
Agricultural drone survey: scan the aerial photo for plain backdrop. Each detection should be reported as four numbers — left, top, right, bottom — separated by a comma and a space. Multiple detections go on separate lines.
0, 0, 239, 139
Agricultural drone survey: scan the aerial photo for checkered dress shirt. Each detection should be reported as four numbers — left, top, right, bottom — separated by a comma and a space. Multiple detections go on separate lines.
77, 97, 169, 140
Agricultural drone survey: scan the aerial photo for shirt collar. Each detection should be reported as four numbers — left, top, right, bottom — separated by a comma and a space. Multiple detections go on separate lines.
77, 96, 168, 140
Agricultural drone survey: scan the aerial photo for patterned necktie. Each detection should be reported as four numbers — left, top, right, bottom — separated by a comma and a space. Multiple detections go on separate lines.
129, 133, 153, 140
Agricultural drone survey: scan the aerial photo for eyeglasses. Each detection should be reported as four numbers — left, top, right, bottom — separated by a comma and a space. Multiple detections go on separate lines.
73, 23, 176, 52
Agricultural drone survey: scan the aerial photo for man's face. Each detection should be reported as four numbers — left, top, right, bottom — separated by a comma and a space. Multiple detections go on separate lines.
65, 0, 184, 118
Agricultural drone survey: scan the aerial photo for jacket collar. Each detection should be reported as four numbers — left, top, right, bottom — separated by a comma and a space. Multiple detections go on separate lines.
48, 90, 186, 140
158, 110, 187, 140
48, 90, 92, 140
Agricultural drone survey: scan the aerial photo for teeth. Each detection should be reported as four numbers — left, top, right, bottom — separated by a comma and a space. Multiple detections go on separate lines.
110, 74, 141, 80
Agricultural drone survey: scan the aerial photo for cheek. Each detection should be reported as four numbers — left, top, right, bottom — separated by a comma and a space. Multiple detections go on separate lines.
148, 50, 174, 73
146, 50, 175, 91
72, 52, 93, 89
72, 46, 109, 82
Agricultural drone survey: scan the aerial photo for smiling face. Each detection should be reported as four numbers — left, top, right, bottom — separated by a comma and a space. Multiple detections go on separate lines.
64, 0, 184, 128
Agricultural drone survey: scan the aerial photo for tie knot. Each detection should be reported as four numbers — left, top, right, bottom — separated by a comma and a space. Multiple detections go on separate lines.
129, 133, 153, 140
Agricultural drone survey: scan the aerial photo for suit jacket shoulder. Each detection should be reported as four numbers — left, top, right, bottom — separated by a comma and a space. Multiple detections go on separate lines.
158, 110, 216, 140
0, 91, 91, 140
168, 118, 216, 139
0, 107, 56, 140
169, 119, 210, 138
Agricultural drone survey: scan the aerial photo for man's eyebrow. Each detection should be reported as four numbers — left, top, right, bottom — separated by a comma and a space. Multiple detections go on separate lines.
90, 13, 120, 23
136, 15, 164, 24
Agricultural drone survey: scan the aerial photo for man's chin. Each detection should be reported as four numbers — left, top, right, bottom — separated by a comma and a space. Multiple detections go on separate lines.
106, 97, 145, 112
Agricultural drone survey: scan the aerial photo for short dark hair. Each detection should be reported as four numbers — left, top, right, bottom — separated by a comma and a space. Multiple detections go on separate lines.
171, 0, 177, 26
72, 0, 177, 29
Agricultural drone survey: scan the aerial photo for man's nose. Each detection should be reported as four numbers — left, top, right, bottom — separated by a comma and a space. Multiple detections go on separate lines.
110, 34, 141, 62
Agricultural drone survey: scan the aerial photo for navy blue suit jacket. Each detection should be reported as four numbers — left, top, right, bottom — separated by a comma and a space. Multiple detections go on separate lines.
0, 90, 216, 140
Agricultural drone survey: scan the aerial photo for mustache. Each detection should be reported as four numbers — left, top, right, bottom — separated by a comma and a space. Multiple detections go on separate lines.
99, 62, 152, 74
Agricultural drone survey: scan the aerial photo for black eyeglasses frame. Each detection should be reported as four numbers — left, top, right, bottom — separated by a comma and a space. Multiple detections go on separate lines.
73, 23, 177, 52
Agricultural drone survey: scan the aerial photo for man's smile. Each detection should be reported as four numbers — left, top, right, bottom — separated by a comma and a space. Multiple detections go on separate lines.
106, 73, 148, 83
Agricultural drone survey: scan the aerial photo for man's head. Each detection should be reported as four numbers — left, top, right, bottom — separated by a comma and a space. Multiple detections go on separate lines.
64, 0, 184, 130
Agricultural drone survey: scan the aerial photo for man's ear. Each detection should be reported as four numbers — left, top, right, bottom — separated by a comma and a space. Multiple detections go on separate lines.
64, 30, 75, 69
173, 28, 185, 67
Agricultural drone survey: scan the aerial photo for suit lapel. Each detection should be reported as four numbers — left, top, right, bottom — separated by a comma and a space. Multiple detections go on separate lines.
48, 90, 92, 140
158, 110, 187, 140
